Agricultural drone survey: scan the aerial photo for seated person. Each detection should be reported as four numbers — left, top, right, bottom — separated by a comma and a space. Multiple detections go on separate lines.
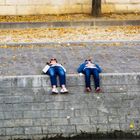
42, 58, 68, 94
77, 58, 102, 93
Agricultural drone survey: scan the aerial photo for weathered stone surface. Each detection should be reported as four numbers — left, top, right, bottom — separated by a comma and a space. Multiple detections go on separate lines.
0, 73, 140, 139
24, 127, 42, 135
43, 125, 76, 134
6, 127, 24, 135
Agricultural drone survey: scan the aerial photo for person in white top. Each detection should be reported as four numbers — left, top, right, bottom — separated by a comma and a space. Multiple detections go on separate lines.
42, 58, 68, 94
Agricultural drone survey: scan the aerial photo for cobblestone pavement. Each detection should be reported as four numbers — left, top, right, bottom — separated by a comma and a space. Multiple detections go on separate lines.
0, 43, 140, 76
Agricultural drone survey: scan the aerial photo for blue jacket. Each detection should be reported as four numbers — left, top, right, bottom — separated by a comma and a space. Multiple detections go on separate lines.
77, 62, 102, 73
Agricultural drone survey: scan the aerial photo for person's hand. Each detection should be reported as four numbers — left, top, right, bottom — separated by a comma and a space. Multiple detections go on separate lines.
46, 62, 50, 65
79, 73, 83, 76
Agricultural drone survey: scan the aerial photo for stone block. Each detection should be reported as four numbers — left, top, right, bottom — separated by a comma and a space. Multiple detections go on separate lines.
102, 4, 116, 13
130, 98, 140, 107
0, 104, 13, 112
104, 96, 122, 108
11, 77, 32, 88
120, 123, 130, 131
3, 120, 15, 127
32, 135, 47, 140
1, 96, 22, 104
42, 109, 74, 118
25, 127, 42, 135
129, 0, 140, 4
41, 76, 50, 87
32, 77, 42, 87
0, 128, 5, 136
28, 0, 50, 5
11, 88, 34, 96
64, 5, 83, 14
108, 108, 118, 115
101, 74, 136, 85
23, 110, 42, 119
65, 101, 88, 110
6, 127, 24, 135
102, 85, 127, 93
0, 5, 16, 15
108, 124, 120, 131
121, 99, 132, 108
4, 111, 23, 119
43, 125, 76, 134
15, 0, 29, 5
105, 0, 130, 4
68, 86, 85, 94
0, 88, 11, 96
51, 118, 68, 125
0, 0, 5, 5
76, 125, 96, 133
22, 95, 34, 103
70, 117, 90, 125
90, 116, 108, 124
96, 124, 108, 132
13, 103, 32, 111
14, 119, 33, 127
32, 103, 47, 110
33, 5, 59, 15
0, 136, 10, 140
127, 4, 140, 12
75, 108, 97, 117
32, 88, 46, 96
67, 75, 85, 86
0, 112, 4, 120
11, 135, 32, 140
82, 5, 92, 13
32, 118, 51, 126
115, 4, 129, 12
46, 102, 64, 110
0, 78, 11, 87
14, 103, 46, 111
5, 0, 18, 5
108, 116, 120, 123
16, 5, 36, 15
127, 85, 140, 92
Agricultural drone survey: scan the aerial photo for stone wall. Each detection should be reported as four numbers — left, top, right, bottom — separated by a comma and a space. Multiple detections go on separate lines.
0, 73, 140, 139
0, 0, 140, 15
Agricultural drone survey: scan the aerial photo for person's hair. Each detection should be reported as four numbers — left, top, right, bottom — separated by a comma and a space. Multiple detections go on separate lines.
50, 58, 57, 63
85, 59, 92, 62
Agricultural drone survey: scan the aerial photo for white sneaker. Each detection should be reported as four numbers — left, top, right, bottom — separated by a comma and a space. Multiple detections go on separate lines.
60, 87, 68, 94
52, 88, 59, 94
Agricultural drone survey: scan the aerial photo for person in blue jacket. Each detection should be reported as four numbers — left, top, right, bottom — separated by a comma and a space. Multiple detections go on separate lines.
77, 58, 102, 93
42, 58, 68, 94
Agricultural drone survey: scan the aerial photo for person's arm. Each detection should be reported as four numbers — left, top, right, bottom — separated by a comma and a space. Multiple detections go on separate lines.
77, 63, 85, 73
95, 64, 102, 73
58, 64, 66, 72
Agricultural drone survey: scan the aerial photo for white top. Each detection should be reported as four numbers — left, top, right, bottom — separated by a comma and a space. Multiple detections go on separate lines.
42, 63, 66, 73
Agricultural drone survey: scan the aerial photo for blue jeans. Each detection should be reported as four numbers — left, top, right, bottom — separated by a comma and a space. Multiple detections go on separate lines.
47, 66, 66, 87
83, 68, 100, 89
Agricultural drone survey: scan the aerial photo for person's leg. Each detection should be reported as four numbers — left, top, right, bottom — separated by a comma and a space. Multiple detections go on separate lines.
47, 68, 58, 93
56, 67, 66, 86
56, 67, 68, 93
47, 67, 57, 86
84, 68, 91, 91
91, 69, 100, 90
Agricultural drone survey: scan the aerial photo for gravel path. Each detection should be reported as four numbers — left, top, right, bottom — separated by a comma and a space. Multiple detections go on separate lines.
0, 26, 140, 43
